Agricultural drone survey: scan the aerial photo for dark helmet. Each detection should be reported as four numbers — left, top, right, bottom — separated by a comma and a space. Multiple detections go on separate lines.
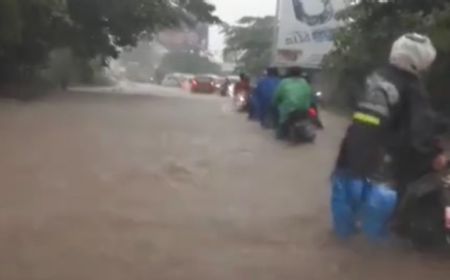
239, 73, 248, 80
287, 66, 303, 77
266, 67, 279, 77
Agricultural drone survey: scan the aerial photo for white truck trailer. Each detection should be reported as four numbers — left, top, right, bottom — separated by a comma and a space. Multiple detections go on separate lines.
273, 0, 351, 69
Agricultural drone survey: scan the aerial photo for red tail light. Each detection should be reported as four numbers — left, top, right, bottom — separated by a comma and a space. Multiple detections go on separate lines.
308, 108, 318, 118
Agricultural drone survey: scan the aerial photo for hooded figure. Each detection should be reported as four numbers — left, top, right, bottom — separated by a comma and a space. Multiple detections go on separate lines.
252, 67, 281, 127
273, 66, 313, 138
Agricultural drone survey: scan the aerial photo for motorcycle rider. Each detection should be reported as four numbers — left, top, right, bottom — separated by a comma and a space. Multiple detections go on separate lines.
234, 73, 252, 112
234, 73, 251, 95
273, 66, 313, 139
220, 78, 231, 97
331, 33, 446, 242
252, 67, 281, 127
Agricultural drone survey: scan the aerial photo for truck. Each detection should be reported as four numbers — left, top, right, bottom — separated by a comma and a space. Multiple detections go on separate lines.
272, 0, 351, 69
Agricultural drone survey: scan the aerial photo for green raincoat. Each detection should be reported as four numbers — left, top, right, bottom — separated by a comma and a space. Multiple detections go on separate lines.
273, 78, 313, 125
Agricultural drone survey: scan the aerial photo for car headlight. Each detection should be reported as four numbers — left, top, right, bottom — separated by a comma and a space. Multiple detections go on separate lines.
316, 91, 322, 97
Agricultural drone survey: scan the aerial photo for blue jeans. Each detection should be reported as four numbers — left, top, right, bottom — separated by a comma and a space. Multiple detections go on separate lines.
331, 170, 398, 243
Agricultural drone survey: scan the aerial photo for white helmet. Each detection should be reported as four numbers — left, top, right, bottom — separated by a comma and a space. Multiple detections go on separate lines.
389, 33, 436, 75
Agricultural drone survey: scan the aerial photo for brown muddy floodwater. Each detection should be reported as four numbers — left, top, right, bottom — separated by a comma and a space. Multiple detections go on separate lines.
0, 87, 449, 280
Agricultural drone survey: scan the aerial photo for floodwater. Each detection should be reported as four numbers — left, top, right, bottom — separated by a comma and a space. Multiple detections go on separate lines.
0, 85, 449, 279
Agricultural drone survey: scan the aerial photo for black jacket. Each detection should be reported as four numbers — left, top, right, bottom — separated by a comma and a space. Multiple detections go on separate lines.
337, 65, 443, 187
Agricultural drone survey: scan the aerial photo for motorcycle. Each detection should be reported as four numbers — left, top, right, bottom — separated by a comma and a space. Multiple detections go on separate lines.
286, 108, 319, 143
223, 83, 235, 97
315, 91, 324, 108
393, 120, 450, 251
395, 167, 450, 251
233, 91, 250, 112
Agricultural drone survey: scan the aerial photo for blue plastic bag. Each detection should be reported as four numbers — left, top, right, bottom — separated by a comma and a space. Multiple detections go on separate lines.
361, 182, 398, 242
331, 170, 398, 242
331, 170, 367, 239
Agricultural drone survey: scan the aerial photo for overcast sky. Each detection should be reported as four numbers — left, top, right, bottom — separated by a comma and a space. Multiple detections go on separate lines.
208, 0, 277, 57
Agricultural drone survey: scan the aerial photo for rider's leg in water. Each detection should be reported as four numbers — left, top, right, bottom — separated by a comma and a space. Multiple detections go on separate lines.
361, 182, 398, 243
331, 170, 368, 239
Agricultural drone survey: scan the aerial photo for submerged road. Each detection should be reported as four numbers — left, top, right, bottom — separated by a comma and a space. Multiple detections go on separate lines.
0, 85, 448, 279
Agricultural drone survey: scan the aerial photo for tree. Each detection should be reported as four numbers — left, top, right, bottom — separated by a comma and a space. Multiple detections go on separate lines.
0, 0, 220, 85
0, 0, 70, 82
223, 16, 275, 76
66, 0, 220, 61
158, 51, 221, 75
0, 0, 21, 49
323, 0, 450, 109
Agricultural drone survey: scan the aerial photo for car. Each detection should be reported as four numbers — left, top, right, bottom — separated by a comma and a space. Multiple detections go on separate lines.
161, 73, 195, 89
190, 75, 218, 94
161, 74, 182, 87
227, 75, 240, 83
214, 76, 226, 91
177, 73, 194, 83
177, 73, 195, 91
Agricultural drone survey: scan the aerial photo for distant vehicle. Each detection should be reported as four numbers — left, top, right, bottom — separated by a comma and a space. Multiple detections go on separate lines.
205, 74, 223, 92
191, 75, 218, 94
214, 76, 226, 91
161, 74, 183, 87
220, 75, 240, 97
179, 73, 194, 83
227, 75, 240, 83
161, 73, 194, 89
178, 74, 194, 91
273, 0, 347, 68
233, 90, 250, 112
286, 108, 319, 143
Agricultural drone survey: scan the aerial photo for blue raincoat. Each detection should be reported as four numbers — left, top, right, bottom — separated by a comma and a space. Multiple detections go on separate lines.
252, 76, 281, 126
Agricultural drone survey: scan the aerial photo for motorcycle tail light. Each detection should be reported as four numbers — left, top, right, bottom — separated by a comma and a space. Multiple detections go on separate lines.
445, 207, 450, 230
308, 108, 318, 118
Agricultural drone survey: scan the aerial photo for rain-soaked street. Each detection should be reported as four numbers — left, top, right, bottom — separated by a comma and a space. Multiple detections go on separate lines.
0, 85, 449, 280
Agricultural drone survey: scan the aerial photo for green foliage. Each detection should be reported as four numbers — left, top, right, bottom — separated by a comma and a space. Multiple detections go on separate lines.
159, 51, 222, 75
66, 0, 218, 61
324, 0, 450, 109
223, 16, 275, 76
118, 41, 160, 82
0, 0, 68, 82
44, 48, 74, 88
0, 0, 21, 48
0, 0, 219, 85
